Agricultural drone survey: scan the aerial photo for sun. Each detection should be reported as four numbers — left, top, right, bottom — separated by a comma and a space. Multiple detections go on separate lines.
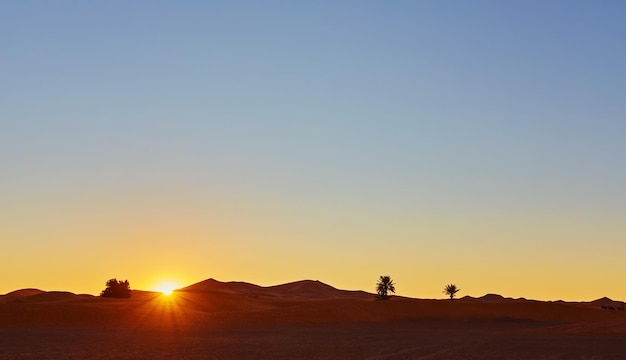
155, 282, 178, 296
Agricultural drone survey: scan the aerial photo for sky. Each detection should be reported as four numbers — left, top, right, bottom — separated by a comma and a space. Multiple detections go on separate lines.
1, 1, 625, 301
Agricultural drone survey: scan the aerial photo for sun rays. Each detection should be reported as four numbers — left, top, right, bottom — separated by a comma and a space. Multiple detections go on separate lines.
126, 290, 200, 335
158, 285, 176, 296
154, 281, 180, 297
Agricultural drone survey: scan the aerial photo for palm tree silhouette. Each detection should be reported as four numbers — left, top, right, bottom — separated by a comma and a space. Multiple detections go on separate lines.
376, 276, 396, 299
443, 284, 460, 300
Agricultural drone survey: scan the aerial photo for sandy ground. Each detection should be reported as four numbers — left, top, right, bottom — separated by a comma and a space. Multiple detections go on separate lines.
2, 322, 626, 359
1, 280, 625, 359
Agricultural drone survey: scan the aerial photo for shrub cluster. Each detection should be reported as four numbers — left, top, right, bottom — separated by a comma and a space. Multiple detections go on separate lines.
100, 278, 132, 298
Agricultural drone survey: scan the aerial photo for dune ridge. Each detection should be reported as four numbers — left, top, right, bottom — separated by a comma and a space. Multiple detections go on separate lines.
2, 279, 626, 359
180, 278, 372, 300
3, 279, 624, 308
2, 278, 624, 328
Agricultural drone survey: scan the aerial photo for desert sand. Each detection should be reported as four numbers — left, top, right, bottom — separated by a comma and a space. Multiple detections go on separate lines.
1, 279, 625, 359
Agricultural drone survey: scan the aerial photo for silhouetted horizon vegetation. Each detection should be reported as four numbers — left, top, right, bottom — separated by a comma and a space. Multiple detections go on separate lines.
443, 284, 460, 300
100, 278, 131, 298
376, 276, 395, 300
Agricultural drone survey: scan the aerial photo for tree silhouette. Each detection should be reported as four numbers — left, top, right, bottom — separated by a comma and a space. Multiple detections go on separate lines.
443, 283, 460, 300
376, 275, 395, 300
100, 278, 132, 298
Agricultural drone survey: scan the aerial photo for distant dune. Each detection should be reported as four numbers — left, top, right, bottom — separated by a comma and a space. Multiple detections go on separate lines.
180, 278, 372, 300
2, 279, 626, 359
2, 279, 623, 327
0, 288, 45, 302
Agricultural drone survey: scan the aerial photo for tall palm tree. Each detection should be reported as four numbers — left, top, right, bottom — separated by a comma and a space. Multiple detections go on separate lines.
376, 276, 396, 299
443, 284, 460, 300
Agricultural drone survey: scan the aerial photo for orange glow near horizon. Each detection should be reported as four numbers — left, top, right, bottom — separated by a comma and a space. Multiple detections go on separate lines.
155, 282, 180, 296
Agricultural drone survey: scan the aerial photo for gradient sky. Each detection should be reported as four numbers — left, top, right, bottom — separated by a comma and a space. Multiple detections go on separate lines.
2, 1, 625, 301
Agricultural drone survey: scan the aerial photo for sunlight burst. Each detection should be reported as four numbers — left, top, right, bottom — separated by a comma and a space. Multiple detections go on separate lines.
156, 283, 178, 296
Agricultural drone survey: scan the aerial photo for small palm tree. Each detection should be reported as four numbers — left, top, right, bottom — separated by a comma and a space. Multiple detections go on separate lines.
443, 284, 460, 300
376, 275, 396, 299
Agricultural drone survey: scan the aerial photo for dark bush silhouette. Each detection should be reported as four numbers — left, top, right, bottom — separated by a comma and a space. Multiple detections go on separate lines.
443, 283, 460, 300
376, 275, 395, 300
100, 278, 132, 298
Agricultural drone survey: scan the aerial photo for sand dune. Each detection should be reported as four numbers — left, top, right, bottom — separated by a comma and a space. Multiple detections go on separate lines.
181, 278, 264, 294
3, 279, 624, 326
0, 288, 45, 303
181, 278, 372, 300
1, 279, 625, 359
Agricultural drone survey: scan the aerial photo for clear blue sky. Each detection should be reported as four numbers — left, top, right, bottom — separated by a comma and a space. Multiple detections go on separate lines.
1, 1, 625, 300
